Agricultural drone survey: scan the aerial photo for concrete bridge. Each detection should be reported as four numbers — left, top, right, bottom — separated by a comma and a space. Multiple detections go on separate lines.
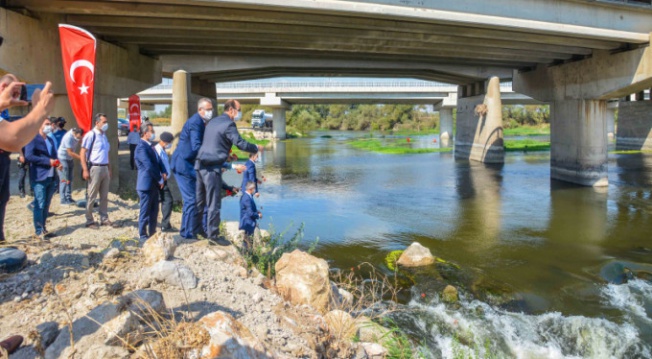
1, 0, 652, 187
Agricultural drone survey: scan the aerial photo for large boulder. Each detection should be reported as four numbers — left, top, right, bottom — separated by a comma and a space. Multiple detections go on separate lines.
36, 322, 60, 349
396, 242, 435, 267
197, 311, 270, 358
0, 247, 27, 272
146, 260, 198, 289
275, 250, 332, 313
142, 232, 176, 266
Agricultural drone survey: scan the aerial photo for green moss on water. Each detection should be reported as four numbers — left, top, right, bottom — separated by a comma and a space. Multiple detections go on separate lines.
504, 139, 550, 152
385, 250, 404, 271
350, 138, 452, 155
609, 150, 652, 155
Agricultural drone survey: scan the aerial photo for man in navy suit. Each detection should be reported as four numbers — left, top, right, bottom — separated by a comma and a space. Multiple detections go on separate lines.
195, 99, 262, 242
135, 123, 164, 240
239, 181, 262, 249
241, 152, 261, 198
170, 98, 213, 239
24, 117, 61, 241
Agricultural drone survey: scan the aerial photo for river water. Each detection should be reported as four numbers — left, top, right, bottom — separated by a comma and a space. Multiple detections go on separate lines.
221, 131, 652, 358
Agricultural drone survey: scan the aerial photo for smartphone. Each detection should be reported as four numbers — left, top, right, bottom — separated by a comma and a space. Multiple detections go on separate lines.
19, 84, 27, 102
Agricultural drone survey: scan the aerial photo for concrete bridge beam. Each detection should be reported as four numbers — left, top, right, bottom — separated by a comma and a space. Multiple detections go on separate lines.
454, 77, 504, 164
616, 94, 652, 151
438, 108, 454, 141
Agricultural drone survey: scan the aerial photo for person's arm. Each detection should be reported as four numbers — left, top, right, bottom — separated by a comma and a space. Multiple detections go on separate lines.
80, 134, 92, 180
188, 118, 203, 159
0, 82, 55, 152
24, 139, 54, 168
0, 81, 28, 111
226, 122, 260, 154
66, 147, 81, 160
248, 198, 260, 221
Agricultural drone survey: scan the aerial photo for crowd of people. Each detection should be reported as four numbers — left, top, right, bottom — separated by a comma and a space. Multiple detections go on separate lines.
0, 74, 264, 248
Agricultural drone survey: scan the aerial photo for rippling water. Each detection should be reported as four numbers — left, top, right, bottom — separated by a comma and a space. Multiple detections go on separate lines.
220, 131, 652, 358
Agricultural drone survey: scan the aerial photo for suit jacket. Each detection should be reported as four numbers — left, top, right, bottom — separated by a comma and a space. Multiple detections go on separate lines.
135, 139, 163, 191
196, 113, 258, 171
24, 134, 57, 183
170, 112, 205, 178
239, 192, 259, 233
241, 159, 258, 194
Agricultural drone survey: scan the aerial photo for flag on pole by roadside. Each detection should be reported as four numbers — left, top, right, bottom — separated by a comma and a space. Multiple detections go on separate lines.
128, 94, 141, 132
59, 24, 96, 133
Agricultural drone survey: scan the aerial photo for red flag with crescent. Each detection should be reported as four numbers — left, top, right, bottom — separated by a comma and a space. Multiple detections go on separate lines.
128, 95, 141, 132
59, 24, 96, 133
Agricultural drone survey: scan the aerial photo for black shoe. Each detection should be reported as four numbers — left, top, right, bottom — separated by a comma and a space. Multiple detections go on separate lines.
19, 193, 25, 199
210, 237, 232, 246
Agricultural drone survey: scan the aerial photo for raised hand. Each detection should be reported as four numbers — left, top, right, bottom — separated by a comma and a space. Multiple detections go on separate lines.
0, 81, 28, 110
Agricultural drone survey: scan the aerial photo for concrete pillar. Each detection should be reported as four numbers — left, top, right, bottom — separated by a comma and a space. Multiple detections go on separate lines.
272, 107, 287, 140
550, 99, 608, 187
606, 106, 616, 140
439, 108, 454, 141
454, 77, 504, 164
616, 100, 652, 151
170, 70, 191, 151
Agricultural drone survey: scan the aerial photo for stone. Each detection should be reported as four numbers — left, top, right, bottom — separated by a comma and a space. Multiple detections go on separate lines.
330, 283, 354, 309
102, 311, 139, 345
275, 249, 332, 313
36, 322, 60, 348
198, 311, 270, 358
123, 289, 166, 318
0, 247, 27, 272
206, 248, 229, 261
81, 257, 90, 268
103, 248, 120, 260
396, 242, 435, 267
45, 301, 122, 359
324, 310, 356, 341
142, 232, 176, 266
80, 344, 130, 359
442, 285, 459, 304
355, 317, 391, 345
361, 342, 388, 359
146, 260, 198, 289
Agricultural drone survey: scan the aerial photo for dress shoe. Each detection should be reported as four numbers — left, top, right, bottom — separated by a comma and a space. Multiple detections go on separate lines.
0, 335, 23, 354
101, 220, 120, 228
85, 222, 99, 229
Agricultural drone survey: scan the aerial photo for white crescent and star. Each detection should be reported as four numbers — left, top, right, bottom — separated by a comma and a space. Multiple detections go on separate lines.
130, 103, 140, 112
69, 59, 94, 95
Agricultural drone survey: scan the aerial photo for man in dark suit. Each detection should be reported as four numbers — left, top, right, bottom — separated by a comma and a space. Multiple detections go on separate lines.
170, 98, 213, 239
195, 99, 262, 243
241, 152, 261, 198
24, 117, 61, 241
239, 181, 262, 249
135, 123, 164, 240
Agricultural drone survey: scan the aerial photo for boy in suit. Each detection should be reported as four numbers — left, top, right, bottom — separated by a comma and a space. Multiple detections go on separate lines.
135, 123, 164, 240
239, 181, 261, 250
241, 152, 262, 198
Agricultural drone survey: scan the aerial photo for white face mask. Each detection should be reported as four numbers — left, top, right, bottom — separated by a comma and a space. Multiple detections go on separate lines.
203, 110, 213, 120
150, 133, 156, 141
101, 123, 109, 132
43, 126, 52, 135
234, 111, 242, 121
165, 143, 172, 150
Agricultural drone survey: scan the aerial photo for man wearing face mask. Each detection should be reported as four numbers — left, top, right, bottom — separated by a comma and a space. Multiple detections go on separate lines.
135, 123, 164, 240
24, 117, 62, 241
170, 98, 213, 239
154, 132, 174, 232
195, 99, 263, 243
57, 127, 83, 204
80, 113, 114, 229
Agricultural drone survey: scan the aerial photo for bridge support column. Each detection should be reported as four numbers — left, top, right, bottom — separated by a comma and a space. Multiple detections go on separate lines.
0, 8, 161, 192
439, 108, 454, 141
454, 77, 504, 164
551, 99, 608, 187
606, 103, 617, 140
171, 70, 191, 150
616, 94, 652, 151
261, 93, 290, 140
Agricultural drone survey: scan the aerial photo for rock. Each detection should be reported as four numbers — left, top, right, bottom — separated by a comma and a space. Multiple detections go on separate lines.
123, 289, 166, 318
331, 283, 354, 308
324, 310, 356, 341
396, 242, 435, 267
36, 322, 60, 348
142, 232, 176, 266
102, 311, 139, 345
80, 344, 130, 359
45, 301, 122, 359
198, 311, 270, 358
355, 317, 391, 345
103, 248, 120, 260
81, 257, 90, 267
206, 248, 229, 261
442, 285, 459, 304
146, 260, 198, 289
275, 250, 332, 313
0, 247, 27, 272
361, 342, 388, 359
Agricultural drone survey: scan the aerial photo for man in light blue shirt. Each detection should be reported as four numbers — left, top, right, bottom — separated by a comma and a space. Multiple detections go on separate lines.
80, 113, 114, 228
57, 128, 82, 204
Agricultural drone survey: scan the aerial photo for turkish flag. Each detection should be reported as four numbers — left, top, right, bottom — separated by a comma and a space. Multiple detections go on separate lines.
128, 94, 141, 132
59, 24, 96, 133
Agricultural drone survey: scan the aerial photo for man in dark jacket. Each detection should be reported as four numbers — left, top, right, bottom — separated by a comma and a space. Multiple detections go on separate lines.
195, 99, 262, 242
24, 117, 61, 240
135, 123, 164, 240
170, 98, 213, 239
239, 181, 261, 249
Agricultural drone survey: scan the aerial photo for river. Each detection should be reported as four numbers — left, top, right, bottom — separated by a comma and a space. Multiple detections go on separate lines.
220, 130, 652, 358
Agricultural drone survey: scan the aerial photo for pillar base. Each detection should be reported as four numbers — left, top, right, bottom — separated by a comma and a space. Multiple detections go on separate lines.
439, 107, 454, 141
615, 101, 652, 151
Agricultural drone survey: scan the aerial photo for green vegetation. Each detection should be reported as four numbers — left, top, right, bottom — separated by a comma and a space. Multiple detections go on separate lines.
350, 138, 452, 155
503, 125, 550, 136
231, 132, 270, 158
503, 105, 550, 128
504, 139, 550, 152
385, 250, 404, 272
609, 149, 652, 155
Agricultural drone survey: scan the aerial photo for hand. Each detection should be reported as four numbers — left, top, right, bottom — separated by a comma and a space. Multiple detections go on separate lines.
232, 187, 240, 194
50, 159, 58, 167
235, 164, 245, 172
258, 212, 262, 219
18, 155, 25, 163
83, 169, 90, 180
32, 82, 56, 115
255, 193, 260, 198
57, 165, 63, 171
257, 145, 264, 153
0, 81, 28, 110
162, 173, 168, 181
257, 179, 262, 184
221, 168, 227, 173
160, 183, 164, 189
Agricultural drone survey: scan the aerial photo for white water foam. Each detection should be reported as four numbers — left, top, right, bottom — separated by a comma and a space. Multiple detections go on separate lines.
601, 279, 652, 324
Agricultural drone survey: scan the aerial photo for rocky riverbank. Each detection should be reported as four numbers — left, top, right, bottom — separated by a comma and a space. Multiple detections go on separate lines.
0, 191, 403, 358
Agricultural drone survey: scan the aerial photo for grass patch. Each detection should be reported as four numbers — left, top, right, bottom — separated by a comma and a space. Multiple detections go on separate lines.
609, 149, 652, 155
349, 138, 452, 155
150, 117, 171, 126
231, 132, 271, 158
504, 139, 550, 152
387, 128, 440, 136
503, 125, 550, 137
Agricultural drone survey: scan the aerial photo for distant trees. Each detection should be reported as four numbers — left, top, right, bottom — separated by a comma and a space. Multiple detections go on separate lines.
502, 105, 550, 128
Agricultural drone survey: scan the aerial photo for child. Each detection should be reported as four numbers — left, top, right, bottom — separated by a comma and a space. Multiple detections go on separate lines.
239, 181, 261, 249
241, 152, 261, 197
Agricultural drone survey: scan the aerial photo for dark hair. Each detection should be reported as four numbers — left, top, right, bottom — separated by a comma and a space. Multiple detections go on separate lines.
223, 99, 239, 112
140, 122, 153, 137
94, 113, 106, 124
71, 128, 83, 135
